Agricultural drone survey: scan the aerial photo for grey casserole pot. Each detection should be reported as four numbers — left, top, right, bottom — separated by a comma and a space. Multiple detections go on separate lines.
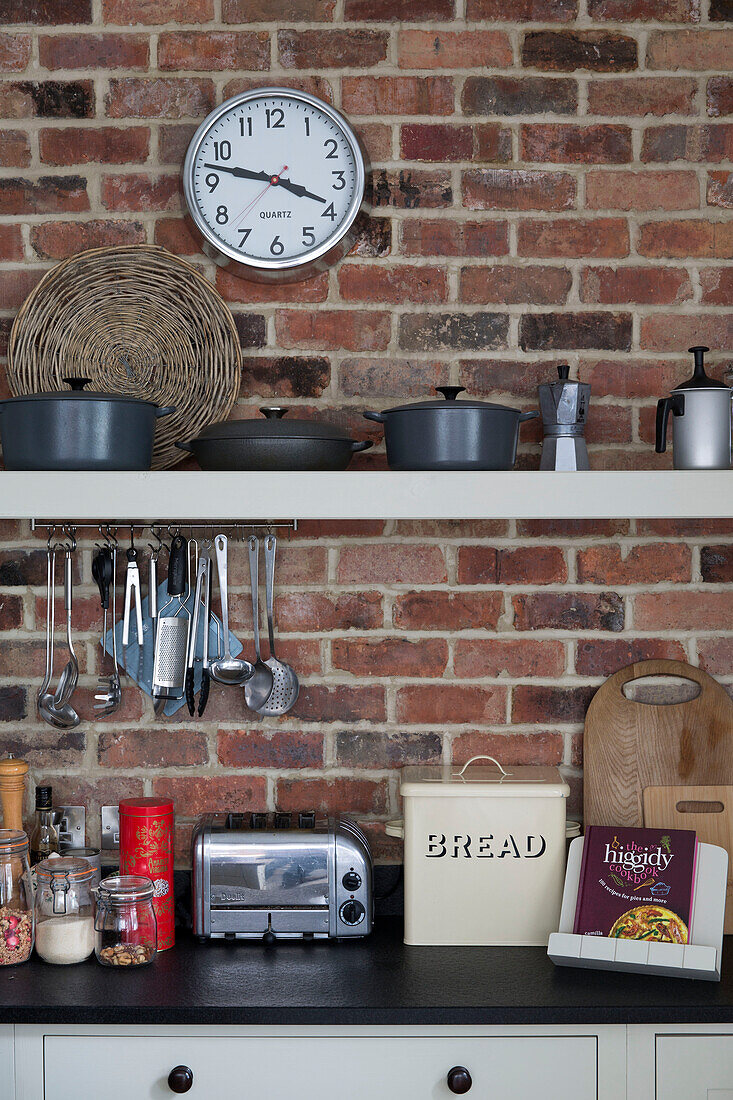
364, 386, 539, 471
0, 377, 175, 471
177, 407, 373, 471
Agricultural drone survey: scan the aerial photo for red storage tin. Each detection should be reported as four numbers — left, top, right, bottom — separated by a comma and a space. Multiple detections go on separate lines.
119, 798, 174, 951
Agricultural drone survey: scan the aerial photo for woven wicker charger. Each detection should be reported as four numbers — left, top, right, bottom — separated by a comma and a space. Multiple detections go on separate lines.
7, 244, 242, 470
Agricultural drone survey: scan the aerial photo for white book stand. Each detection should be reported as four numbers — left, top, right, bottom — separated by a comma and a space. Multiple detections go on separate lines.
548, 837, 728, 982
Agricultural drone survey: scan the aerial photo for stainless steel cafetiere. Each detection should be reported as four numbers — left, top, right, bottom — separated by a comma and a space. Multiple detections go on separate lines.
656, 346, 733, 470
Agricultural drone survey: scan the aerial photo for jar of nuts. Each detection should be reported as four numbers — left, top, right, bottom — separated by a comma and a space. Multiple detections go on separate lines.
94, 874, 157, 969
0, 829, 33, 966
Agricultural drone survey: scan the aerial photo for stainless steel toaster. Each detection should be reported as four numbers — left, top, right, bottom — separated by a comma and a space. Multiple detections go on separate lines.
192, 811, 373, 941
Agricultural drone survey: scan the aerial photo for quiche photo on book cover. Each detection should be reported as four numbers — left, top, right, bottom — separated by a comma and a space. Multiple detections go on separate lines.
573, 826, 699, 943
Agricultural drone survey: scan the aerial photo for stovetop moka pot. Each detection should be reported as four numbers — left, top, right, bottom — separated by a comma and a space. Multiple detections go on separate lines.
656, 347, 733, 470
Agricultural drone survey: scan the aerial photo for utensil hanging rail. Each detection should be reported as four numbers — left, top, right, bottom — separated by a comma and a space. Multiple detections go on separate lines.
30, 520, 299, 534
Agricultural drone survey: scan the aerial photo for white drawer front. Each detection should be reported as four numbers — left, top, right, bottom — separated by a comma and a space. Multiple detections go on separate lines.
44, 1034, 597, 1100
657, 1036, 733, 1099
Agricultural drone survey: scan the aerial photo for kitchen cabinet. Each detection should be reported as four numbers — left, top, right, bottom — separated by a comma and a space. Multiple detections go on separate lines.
1, 469, 733, 522
41, 1033, 598, 1100
13, 1025, 625, 1100
627, 1024, 733, 1100
10, 1021, 733, 1098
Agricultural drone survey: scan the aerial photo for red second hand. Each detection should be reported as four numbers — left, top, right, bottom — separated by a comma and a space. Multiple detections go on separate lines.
232, 164, 288, 229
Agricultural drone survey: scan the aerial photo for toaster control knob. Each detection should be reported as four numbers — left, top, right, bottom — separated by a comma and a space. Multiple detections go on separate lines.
447, 1067, 472, 1094
339, 899, 365, 926
342, 871, 362, 892
168, 1066, 194, 1093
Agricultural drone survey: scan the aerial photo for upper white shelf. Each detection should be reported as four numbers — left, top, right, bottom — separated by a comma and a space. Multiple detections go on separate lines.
1, 470, 732, 522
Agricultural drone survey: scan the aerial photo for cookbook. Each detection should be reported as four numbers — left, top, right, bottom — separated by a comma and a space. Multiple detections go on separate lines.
573, 826, 698, 943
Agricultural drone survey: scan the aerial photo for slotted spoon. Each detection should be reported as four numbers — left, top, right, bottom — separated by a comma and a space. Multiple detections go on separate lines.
258, 534, 299, 716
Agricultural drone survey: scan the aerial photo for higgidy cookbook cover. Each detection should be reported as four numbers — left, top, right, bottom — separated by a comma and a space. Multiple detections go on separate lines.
573, 826, 698, 943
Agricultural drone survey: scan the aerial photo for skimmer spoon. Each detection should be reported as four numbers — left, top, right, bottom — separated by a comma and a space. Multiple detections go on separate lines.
258, 534, 299, 716
244, 536, 274, 711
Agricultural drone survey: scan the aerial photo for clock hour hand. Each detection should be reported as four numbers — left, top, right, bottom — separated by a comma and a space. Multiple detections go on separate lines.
203, 163, 269, 183
276, 176, 327, 203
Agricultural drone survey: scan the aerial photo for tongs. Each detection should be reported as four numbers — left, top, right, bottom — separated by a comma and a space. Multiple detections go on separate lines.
185, 547, 212, 717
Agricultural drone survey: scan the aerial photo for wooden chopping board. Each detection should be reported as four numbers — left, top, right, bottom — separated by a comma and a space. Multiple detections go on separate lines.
643, 784, 733, 933
584, 659, 733, 828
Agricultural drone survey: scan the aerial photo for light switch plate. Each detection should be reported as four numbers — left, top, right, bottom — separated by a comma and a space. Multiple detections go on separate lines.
101, 805, 120, 851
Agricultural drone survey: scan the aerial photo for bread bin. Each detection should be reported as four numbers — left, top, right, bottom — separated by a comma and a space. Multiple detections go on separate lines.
390, 757, 569, 946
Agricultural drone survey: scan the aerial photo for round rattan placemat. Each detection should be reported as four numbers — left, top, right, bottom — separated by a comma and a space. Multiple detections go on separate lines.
7, 244, 242, 470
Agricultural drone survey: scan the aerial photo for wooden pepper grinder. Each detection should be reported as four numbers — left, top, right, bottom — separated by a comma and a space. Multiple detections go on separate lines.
0, 755, 29, 832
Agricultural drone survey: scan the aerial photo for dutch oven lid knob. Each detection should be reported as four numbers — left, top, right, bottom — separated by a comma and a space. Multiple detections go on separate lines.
435, 386, 465, 402
62, 377, 92, 391
260, 406, 288, 419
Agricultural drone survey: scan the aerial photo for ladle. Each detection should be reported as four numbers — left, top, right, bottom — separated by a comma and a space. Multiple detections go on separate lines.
38, 545, 79, 730
209, 534, 254, 687
51, 547, 79, 709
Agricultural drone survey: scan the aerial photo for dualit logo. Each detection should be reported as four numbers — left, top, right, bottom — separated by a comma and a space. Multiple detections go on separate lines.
425, 833, 547, 859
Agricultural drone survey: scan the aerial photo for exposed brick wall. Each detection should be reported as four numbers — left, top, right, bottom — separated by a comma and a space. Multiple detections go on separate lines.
1, 3, 732, 862
0, 517, 731, 863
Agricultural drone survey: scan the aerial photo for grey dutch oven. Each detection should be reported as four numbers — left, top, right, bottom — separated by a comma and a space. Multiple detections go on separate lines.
364, 386, 538, 471
0, 377, 175, 471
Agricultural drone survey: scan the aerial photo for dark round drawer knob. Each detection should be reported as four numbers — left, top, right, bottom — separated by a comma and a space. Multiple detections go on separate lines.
168, 1066, 194, 1093
447, 1066, 472, 1094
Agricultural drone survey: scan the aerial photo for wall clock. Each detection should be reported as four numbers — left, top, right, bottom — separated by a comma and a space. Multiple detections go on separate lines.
183, 88, 367, 284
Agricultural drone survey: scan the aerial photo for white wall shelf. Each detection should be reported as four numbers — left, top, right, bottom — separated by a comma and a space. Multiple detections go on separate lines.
1, 469, 732, 522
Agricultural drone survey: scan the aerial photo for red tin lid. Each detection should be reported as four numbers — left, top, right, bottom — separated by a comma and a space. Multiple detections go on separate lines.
119, 797, 174, 817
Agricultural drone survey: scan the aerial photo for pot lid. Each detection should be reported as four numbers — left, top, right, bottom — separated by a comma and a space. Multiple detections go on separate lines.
188, 408, 355, 442
674, 347, 730, 391
400, 758, 569, 798
5, 377, 161, 406
377, 386, 519, 414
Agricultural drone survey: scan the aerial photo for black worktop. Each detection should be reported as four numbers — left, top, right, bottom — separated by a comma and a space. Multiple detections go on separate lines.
2, 919, 733, 1026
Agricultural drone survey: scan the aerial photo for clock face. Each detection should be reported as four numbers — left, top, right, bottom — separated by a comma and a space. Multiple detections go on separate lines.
183, 89, 365, 275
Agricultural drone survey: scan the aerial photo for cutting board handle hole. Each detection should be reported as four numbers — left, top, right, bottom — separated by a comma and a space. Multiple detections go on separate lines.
621, 674, 701, 705
675, 800, 724, 814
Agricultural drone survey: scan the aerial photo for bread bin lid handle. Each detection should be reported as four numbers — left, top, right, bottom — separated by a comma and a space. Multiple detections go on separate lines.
453, 755, 511, 780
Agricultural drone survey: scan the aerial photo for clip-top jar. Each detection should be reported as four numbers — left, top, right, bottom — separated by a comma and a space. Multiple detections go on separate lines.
35, 856, 95, 965
0, 829, 33, 965
95, 874, 157, 968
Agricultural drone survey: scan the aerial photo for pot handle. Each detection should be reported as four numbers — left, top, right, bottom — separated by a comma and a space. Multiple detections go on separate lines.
175, 441, 193, 453
351, 440, 374, 453
155, 405, 176, 419
518, 411, 540, 422
655, 394, 685, 453
363, 411, 385, 424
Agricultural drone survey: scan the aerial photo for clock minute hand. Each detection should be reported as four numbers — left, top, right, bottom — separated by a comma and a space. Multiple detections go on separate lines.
203, 163, 270, 183
276, 176, 327, 203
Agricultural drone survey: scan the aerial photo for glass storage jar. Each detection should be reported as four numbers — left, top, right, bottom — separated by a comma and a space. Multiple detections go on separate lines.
95, 874, 157, 968
34, 856, 95, 965
0, 829, 33, 965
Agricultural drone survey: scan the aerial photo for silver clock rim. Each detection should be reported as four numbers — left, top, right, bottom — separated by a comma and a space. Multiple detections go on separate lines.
182, 87, 366, 273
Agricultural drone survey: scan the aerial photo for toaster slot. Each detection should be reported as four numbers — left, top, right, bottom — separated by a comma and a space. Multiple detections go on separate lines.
210, 906, 329, 937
